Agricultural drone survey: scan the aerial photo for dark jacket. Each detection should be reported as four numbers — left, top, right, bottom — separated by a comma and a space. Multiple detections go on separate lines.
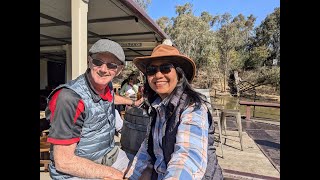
145, 86, 223, 179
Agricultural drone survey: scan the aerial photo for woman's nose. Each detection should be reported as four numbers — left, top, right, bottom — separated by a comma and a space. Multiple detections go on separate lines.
154, 70, 164, 78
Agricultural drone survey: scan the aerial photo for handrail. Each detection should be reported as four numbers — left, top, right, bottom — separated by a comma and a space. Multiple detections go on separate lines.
239, 101, 280, 108
239, 100, 280, 120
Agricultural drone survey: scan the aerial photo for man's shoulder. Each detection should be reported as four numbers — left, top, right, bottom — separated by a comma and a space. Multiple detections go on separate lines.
55, 88, 82, 102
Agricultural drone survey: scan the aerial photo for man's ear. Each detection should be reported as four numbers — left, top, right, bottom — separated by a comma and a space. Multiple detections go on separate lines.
115, 65, 124, 76
87, 56, 91, 68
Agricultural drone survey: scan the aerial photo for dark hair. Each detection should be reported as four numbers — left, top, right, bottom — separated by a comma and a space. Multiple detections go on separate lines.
143, 66, 208, 111
121, 73, 136, 88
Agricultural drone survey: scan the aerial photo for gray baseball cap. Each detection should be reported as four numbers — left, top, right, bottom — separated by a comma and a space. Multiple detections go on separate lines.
89, 39, 125, 64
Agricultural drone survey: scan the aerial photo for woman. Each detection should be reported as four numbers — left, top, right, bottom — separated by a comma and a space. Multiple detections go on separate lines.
119, 73, 139, 97
125, 44, 223, 179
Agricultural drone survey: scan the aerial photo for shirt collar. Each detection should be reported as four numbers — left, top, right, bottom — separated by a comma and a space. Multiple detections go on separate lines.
151, 85, 185, 112
84, 69, 113, 103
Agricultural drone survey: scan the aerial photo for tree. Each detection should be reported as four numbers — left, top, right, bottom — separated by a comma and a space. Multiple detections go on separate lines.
243, 45, 269, 70
153, 2, 279, 94
133, 0, 151, 11
156, 16, 172, 33
253, 7, 280, 66
156, 3, 220, 88
215, 13, 256, 92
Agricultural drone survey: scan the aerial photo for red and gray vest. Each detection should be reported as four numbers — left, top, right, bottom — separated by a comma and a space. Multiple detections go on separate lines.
48, 74, 116, 179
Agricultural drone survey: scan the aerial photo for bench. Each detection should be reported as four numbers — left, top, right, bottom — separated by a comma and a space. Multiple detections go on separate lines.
239, 100, 280, 120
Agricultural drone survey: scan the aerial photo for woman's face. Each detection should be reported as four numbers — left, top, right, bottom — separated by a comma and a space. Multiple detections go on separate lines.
146, 60, 178, 100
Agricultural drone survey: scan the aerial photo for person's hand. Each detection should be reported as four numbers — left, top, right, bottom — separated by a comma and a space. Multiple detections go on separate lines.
135, 97, 144, 107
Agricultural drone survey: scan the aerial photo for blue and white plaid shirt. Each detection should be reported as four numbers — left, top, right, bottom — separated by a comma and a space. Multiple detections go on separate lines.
126, 96, 209, 179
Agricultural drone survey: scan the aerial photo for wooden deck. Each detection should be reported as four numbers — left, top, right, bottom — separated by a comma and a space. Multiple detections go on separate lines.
41, 117, 280, 180
217, 117, 280, 179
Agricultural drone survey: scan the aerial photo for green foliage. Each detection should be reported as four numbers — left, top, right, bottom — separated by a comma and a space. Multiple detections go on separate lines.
113, 62, 139, 85
215, 13, 256, 91
242, 66, 280, 91
169, 5, 218, 69
253, 7, 280, 66
175, 2, 193, 16
156, 17, 172, 31
153, 2, 279, 94
257, 66, 280, 88
243, 45, 269, 70
133, 0, 151, 11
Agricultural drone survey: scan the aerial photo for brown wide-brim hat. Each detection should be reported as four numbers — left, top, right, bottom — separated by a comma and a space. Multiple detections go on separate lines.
133, 44, 196, 81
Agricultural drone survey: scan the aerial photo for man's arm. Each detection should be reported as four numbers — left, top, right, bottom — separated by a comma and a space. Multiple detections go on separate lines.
54, 143, 123, 179
114, 94, 144, 107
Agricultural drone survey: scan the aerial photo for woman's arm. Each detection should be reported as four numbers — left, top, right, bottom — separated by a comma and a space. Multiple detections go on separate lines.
125, 139, 152, 179
164, 104, 209, 179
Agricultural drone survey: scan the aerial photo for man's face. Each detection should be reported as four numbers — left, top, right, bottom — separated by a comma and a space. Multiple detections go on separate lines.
89, 52, 123, 88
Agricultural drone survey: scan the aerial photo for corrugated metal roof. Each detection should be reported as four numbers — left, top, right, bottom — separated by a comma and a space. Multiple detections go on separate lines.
40, 0, 170, 62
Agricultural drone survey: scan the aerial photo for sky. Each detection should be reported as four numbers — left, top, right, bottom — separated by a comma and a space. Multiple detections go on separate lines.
147, 0, 280, 27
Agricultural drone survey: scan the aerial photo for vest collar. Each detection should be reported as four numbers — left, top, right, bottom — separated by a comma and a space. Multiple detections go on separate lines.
150, 85, 185, 117
84, 69, 113, 103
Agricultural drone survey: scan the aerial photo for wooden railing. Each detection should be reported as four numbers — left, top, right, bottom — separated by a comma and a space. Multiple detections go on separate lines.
239, 100, 280, 120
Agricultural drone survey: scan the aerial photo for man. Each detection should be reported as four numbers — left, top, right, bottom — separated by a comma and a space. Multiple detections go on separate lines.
45, 39, 142, 179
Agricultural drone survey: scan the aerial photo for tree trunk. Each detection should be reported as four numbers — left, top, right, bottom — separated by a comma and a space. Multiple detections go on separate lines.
234, 70, 240, 97
223, 71, 226, 92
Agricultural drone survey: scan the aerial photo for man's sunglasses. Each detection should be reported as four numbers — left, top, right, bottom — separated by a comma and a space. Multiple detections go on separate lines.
146, 63, 174, 76
91, 58, 119, 70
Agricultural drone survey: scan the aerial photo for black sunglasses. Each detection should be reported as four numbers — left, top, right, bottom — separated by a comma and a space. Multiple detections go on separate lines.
146, 63, 174, 76
91, 58, 119, 70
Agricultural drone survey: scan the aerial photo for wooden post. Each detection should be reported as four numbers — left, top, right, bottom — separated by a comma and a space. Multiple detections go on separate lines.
71, 0, 88, 79
246, 105, 251, 120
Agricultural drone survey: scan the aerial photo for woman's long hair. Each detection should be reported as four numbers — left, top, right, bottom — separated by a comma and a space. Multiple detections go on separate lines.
142, 66, 209, 111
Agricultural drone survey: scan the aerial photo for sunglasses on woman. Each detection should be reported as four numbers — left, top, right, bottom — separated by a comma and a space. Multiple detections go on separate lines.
146, 63, 175, 76
91, 58, 119, 70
